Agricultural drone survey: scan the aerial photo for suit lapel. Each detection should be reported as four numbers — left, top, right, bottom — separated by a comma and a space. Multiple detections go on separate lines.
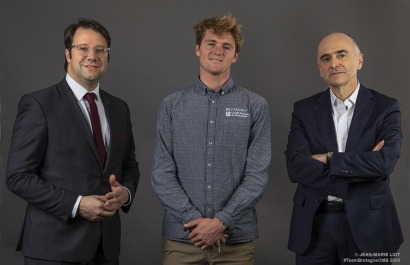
345, 86, 374, 151
314, 89, 338, 152
58, 79, 102, 168
100, 90, 113, 170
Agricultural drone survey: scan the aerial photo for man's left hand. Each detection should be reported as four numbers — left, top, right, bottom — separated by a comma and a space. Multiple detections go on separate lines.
184, 218, 227, 250
104, 175, 129, 212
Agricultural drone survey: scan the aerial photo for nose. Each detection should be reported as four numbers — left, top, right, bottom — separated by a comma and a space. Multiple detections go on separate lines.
212, 45, 223, 55
86, 49, 98, 60
330, 57, 339, 69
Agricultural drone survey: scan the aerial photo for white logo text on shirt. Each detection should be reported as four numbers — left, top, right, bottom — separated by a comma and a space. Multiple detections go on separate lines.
226, 107, 249, 118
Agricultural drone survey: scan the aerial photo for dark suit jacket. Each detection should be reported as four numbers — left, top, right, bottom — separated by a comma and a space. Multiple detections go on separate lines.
285, 85, 403, 255
6, 78, 140, 262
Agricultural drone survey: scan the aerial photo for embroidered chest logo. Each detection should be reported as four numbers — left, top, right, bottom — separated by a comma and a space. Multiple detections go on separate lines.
226, 107, 249, 118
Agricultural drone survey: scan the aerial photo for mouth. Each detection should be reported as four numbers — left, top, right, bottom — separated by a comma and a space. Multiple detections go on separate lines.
209, 57, 223, 63
330, 71, 344, 76
83, 64, 99, 70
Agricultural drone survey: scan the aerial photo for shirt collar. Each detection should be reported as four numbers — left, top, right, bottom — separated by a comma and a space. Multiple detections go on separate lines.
195, 76, 235, 96
329, 82, 360, 107
66, 73, 101, 102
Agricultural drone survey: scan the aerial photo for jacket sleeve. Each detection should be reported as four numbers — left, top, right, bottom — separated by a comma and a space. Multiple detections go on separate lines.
329, 99, 402, 180
6, 94, 78, 222
285, 103, 331, 194
119, 102, 140, 213
215, 99, 271, 230
151, 99, 203, 224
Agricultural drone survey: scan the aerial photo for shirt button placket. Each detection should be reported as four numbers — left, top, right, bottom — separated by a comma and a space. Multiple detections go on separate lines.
205, 93, 218, 217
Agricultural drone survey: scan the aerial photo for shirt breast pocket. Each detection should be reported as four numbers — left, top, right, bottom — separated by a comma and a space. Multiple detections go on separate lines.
222, 116, 250, 149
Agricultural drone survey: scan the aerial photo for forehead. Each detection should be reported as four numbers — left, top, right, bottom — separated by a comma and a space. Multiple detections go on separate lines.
72, 27, 107, 46
317, 33, 355, 56
202, 29, 235, 44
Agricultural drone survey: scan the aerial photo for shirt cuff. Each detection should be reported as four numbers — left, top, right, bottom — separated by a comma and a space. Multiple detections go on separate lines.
183, 209, 203, 225
215, 212, 235, 231
72, 195, 82, 218
123, 186, 132, 206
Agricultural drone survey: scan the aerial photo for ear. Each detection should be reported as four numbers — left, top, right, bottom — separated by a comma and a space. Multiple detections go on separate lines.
357, 53, 364, 70
65, 49, 72, 63
231, 52, 239, 64
195, 44, 200, 57
317, 63, 323, 77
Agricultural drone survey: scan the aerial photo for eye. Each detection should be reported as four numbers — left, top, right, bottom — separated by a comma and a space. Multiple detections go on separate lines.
321, 57, 330, 62
223, 46, 232, 50
337, 54, 346, 59
79, 46, 89, 53
95, 48, 104, 54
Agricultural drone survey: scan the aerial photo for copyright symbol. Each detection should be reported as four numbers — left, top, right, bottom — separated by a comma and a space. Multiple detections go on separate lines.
355, 253, 358, 257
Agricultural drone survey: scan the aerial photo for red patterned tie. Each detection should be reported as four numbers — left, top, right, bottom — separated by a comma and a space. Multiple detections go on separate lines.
84, 93, 106, 167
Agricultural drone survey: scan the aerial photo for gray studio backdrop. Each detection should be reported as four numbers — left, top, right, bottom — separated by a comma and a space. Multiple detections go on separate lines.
1, 1, 409, 264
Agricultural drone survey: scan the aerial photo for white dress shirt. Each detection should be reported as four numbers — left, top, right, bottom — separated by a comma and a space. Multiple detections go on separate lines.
66, 74, 111, 217
328, 83, 360, 201
66, 74, 110, 147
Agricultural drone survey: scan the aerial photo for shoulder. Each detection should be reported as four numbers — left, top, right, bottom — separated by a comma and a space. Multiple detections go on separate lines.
293, 90, 327, 108
161, 84, 197, 106
227, 86, 270, 122
359, 86, 400, 111
362, 86, 397, 102
20, 79, 67, 104
231, 85, 269, 107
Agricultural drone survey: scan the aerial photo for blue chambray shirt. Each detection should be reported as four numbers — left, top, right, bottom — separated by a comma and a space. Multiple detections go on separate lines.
152, 77, 271, 243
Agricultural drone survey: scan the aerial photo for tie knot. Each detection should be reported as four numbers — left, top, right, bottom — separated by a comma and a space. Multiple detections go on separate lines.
84, 92, 96, 102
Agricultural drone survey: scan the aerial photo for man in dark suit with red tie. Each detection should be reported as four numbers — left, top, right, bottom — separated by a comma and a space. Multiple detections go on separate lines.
6, 18, 140, 265
285, 32, 403, 264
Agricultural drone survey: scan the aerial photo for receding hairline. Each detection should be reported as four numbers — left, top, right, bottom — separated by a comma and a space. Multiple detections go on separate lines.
317, 32, 361, 57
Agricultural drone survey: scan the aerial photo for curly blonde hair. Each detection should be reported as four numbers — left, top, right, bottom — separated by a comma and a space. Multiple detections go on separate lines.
193, 14, 244, 54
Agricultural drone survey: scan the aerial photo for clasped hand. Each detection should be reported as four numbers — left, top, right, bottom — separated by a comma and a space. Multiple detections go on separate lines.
184, 218, 228, 250
78, 175, 129, 221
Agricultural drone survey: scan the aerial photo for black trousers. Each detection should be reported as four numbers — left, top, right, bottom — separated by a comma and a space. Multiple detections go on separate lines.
296, 211, 392, 265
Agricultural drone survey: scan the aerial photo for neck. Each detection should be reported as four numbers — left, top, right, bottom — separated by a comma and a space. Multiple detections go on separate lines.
67, 72, 98, 92
199, 71, 230, 91
330, 81, 358, 101
82, 81, 98, 92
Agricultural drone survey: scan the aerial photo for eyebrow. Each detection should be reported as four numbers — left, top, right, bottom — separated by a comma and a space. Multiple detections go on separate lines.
319, 49, 349, 60
76, 44, 107, 48
205, 39, 234, 47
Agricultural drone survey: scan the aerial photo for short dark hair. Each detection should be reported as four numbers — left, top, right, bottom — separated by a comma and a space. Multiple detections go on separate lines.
63, 18, 111, 71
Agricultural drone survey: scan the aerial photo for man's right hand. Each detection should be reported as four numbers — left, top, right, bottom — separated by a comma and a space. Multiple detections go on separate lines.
184, 218, 228, 250
372, 140, 384, 151
78, 195, 116, 221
